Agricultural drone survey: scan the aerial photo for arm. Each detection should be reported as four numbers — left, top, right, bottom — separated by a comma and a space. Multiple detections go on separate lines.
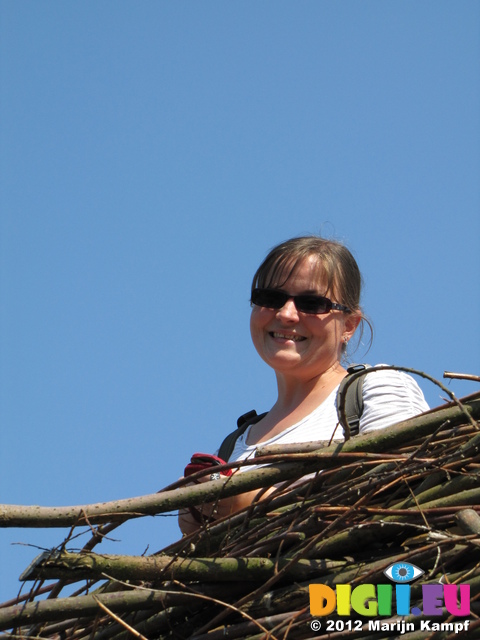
178, 480, 275, 536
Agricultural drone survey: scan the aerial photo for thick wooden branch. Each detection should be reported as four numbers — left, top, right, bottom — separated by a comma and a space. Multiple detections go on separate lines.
0, 460, 321, 528
0, 395, 478, 530
20, 550, 345, 583
256, 394, 480, 456
456, 508, 480, 535
0, 586, 210, 632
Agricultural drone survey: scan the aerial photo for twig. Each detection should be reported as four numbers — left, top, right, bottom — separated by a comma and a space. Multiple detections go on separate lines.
444, 371, 480, 382
92, 596, 148, 640
170, 580, 278, 640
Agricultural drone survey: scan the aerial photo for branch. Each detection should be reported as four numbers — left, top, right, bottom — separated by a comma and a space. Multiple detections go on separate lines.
0, 588, 183, 632
444, 371, 480, 383
257, 393, 480, 456
1, 394, 478, 529
19, 550, 346, 583
92, 596, 149, 640
0, 460, 321, 529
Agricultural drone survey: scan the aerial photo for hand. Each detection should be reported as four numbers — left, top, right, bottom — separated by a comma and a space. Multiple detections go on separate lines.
177, 473, 221, 536
178, 507, 203, 536
177, 473, 277, 536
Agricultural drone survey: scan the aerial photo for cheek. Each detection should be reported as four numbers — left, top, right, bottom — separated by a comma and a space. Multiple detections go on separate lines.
305, 316, 341, 342
249, 308, 262, 340
249, 311, 262, 356
250, 307, 270, 344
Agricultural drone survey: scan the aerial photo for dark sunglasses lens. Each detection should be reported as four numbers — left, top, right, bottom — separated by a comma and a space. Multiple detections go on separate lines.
252, 289, 331, 314
252, 289, 286, 308
296, 296, 329, 314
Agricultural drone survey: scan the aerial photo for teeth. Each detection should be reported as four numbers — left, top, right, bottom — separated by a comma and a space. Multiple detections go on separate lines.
272, 332, 305, 342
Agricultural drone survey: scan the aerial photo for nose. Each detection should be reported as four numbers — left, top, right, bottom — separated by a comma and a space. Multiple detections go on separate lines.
276, 297, 299, 321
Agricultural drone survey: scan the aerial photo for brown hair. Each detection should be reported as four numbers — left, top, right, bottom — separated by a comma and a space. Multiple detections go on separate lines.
251, 235, 372, 355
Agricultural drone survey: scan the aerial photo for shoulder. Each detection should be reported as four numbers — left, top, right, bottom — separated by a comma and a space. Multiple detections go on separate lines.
362, 365, 428, 401
359, 365, 429, 433
362, 365, 423, 392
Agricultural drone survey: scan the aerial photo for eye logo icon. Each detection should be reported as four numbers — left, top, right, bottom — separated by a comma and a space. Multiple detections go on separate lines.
384, 562, 424, 583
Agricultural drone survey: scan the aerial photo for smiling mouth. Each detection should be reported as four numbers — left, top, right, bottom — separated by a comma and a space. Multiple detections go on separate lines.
270, 332, 306, 342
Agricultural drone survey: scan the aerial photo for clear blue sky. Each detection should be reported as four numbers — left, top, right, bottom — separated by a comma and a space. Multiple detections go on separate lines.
1, 1, 479, 603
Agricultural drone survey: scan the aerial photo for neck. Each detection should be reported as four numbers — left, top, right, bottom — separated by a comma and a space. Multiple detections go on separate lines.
272, 362, 346, 415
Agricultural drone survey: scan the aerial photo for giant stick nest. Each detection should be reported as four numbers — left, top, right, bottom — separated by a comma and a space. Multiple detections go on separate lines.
1, 367, 480, 640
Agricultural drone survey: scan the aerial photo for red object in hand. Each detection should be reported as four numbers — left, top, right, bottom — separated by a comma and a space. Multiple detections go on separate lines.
183, 453, 232, 525
184, 453, 232, 477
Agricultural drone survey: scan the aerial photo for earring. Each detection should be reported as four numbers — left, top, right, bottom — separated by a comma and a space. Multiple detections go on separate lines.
343, 337, 348, 344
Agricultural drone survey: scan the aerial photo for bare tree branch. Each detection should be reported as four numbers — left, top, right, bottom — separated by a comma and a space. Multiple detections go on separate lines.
1, 395, 478, 529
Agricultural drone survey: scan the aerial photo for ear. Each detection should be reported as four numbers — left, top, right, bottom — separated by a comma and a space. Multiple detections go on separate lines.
343, 310, 362, 342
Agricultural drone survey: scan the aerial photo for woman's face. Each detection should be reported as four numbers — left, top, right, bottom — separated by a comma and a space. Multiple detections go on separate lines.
250, 256, 360, 382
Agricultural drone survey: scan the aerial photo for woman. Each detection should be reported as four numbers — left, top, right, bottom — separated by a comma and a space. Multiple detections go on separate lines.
179, 236, 428, 534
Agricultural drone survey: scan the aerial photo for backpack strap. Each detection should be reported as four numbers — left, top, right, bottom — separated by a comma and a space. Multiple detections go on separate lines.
336, 363, 370, 438
219, 364, 370, 461
217, 410, 267, 462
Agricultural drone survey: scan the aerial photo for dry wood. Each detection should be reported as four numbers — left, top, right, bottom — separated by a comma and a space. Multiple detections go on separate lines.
444, 371, 480, 382
20, 551, 347, 584
1, 394, 478, 529
1, 376, 479, 639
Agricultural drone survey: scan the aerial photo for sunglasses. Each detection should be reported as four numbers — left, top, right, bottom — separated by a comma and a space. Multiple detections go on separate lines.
251, 288, 351, 315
